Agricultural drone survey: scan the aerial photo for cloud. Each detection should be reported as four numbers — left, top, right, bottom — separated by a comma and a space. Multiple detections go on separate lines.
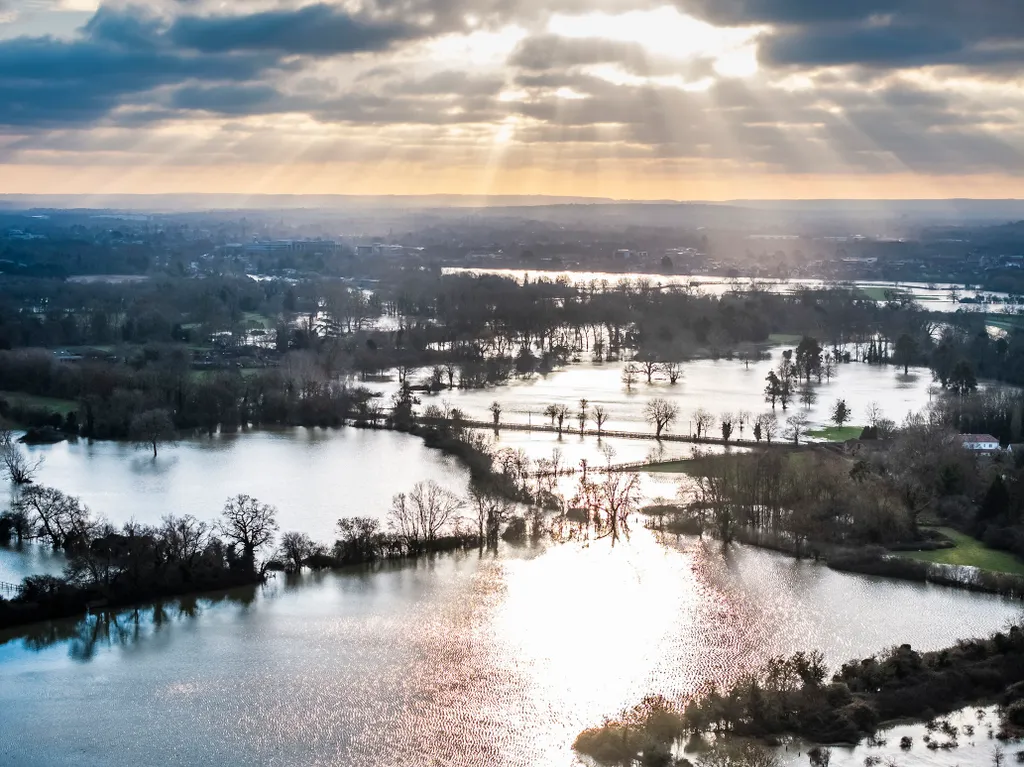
1, 0, 1023, 188
168, 3, 420, 56
679, 0, 1024, 71
0, 1, 435, 128
510, 33, 713, 79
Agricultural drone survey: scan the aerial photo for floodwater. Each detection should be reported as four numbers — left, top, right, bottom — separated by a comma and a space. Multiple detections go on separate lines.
444, 267, 1016, 314
406, 352, 951, 438
776, 705, 1021, 767
14, 427, 469, 543
2, 530, 1020, 767
1, 372, 1020, 766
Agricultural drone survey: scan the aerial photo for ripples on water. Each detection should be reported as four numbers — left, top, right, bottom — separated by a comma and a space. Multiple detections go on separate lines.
2, 530, 1020, 767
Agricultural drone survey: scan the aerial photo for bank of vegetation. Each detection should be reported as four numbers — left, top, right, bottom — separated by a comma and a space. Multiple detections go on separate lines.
642, 402, 1024, 597
574, 625, 1024, 766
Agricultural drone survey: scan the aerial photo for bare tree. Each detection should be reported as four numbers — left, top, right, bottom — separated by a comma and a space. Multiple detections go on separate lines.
756, 412, 779, 443
785, 413, 810, 444
799, 384, 817, 410
544, 404, 558, 425
822, 355, 836, 381
737, 410, 751, 438
389, 480, 463, 549
220, 494, 279, 573
0, 426, 43, 485
555, 404, 570, 434
278, 531, 319, 572
129, 409, 177, 458
661, 361, 683, 384
161, 514, 210, 572
14, 485, 95, 551
693, 407, 716, 440
865, 401, 883, 428
637, 358, 659, 384
577, 398, 589, 433
621, 363, 639, 389
489, 401, 502, 429
645, 398, 679, 438
597, 470, 642, 543
468, 482, 515, 545
591, 405, 609, 436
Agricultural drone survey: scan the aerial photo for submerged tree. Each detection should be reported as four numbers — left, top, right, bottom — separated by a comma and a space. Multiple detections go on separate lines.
13, 485, 95, 551
645, 398, 679, 438
0, 426, 42, 485
893, 333, 918, 375
661, 361, 683, 384
577, 398, 589, 434
389, 480, 463, 549
129, 409, 177, 458
591, 405, 609, 436
468, 481, 514, 546
278, 531, 319, 573
693, 407, 715, 440
554, 404, 570, 435
621, 363, 639, 390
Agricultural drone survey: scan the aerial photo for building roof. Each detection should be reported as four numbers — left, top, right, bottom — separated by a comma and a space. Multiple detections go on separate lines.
959, 434, 1000, 443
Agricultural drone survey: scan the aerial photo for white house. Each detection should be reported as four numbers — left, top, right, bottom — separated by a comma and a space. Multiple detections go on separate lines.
960, 434, 1001, 452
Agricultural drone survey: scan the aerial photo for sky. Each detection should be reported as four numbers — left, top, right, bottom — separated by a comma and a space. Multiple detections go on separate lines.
0, 0, 1022, 199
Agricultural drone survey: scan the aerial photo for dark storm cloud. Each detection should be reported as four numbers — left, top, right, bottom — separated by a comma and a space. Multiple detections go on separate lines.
0, 2, 435, 128
169, 83, 283, 114
168, 3, 418, 56
0, 22, 272, 127
680, 0, 1024, 70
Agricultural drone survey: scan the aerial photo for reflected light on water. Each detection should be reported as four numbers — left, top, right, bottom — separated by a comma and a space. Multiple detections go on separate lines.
2, 530, 1021, 767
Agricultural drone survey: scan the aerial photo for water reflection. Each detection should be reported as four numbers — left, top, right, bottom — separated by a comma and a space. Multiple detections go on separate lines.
2, 533, 1020, 767
1, 587, 259, 662
21, 428, 469, 541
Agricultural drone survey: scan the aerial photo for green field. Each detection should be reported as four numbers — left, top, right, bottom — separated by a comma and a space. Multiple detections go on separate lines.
0, 390, 78, 415
903, 527, 1024, 576
855, 286, 938, 303
856, 286, 893, 302
767, 333, 803, 345
806, 425, 862, 442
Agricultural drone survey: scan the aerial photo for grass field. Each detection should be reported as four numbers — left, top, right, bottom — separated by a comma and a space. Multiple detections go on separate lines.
806, 425, 862, 442
0, 390, 78, 415
855, 286, 939, 303
903, 527, 1024, 576
856, 286, 894, 302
